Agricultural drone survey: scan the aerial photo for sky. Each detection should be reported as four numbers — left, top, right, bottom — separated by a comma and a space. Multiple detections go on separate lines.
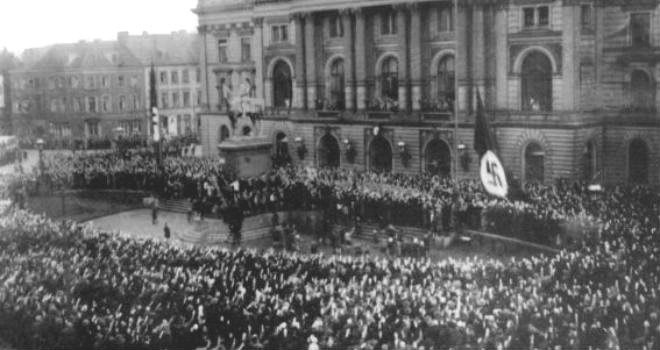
0, 0, 198, 56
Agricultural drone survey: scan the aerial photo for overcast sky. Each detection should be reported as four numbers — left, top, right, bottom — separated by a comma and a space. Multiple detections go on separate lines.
1, 0, 198, 55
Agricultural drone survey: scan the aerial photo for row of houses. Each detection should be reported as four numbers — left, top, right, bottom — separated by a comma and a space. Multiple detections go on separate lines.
0, 31, 201, 144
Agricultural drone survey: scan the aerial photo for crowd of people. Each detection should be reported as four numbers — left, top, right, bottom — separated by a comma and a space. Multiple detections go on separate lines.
20, 150, 607, 246
1, 170, 659, 349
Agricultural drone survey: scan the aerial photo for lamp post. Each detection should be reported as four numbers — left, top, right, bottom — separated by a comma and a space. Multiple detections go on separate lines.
36, 138, 44, 175
36, 138, 44, 194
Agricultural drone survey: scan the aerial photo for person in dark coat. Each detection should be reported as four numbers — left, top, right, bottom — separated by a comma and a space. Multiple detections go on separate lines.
163, 223, 171, 239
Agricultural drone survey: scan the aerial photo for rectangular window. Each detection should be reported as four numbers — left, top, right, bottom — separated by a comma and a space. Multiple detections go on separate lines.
438, 6, 454, 32
161, 93, 169, 108
218, 39, 228, 62
88, 97, 96, 113
102, 96, 110, 112
241, 37, 251, 62
381, 11, 397, 35
523, 8, 535, 27
87, 121, 99, 136
172, 92, 180, 107
102, 76, 110, 88
182, 70, 190, 84
196, 68, 201, 83
87, 76, 95, 89
118, 75, 125, 87
132, 95, 139, 111
523, 6, 549, 28
329, 15, 344, 38
119, 96, 127, 111
171, 71, 179, 84
183, 91, 191, 107
580, 4, 593, 32
538, 6, 549, 27
197, 90, 202, 106
272, 25, 289, 43
160, 71, 168, 84
631, 13, 651, 48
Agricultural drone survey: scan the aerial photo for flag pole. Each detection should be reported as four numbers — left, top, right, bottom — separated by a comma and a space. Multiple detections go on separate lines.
453, 0, 459, 184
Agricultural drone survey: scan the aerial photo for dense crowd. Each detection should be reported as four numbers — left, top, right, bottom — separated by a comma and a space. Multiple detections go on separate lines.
1, 172, 659, 349
25, 151, 605, 245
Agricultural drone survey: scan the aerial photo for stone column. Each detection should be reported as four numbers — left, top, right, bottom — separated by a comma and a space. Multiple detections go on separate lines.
494, 7, 508, 109
304, 13, 317, 109
396, 6, 409, 111
253, 18, 265, 103
355, 9, 367, 110
472, 6, 485, 111
409, 5, 422, 111
294, 14, 307, 109
342, 11, 355, 110
455, 5, 471, 114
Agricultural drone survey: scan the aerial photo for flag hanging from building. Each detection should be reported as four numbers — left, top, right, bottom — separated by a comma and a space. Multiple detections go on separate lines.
474, 90, 508, 198
149, 63, 160, 142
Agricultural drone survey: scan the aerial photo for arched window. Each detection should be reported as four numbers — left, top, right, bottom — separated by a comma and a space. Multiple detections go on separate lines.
369, 136, 393, 172
218, 125, 230, 143
521, 52, 552, 111
630, 70, 655, 110
272, 60, 292, 108
381, 57, 398, 101
318, 134, 340, 168
329, 58, 345, 110
583, 140, 597, 181
628, 139, 649, 184
524, 142, 545, 183
425, 139, 452, 177
437, 55, 455, 110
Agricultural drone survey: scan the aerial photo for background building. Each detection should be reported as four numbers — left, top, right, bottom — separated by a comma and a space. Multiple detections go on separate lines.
9, 31, 200, 147
196, 0, 660, 185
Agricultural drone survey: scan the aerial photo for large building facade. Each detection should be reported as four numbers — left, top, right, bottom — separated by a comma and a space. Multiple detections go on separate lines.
197, 0, 660, 185
9, 31, 201, 146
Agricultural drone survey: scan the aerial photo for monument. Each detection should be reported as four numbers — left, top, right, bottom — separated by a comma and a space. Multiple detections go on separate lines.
202, 78, 271, 177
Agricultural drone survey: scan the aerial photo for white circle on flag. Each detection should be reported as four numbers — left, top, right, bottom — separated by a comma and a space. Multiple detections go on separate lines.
479, 150, 508, 198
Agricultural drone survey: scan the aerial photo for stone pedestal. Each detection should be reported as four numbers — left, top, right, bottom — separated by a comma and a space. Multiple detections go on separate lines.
218, 136, 272, 178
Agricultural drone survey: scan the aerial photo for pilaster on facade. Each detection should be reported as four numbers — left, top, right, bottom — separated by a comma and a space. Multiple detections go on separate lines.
354, 9, 367, 110
304, 13, 317, 109
409, 6, 422, 111
293, 14, 306, 109
342, 11, 356, 111
396, 5, 409, 111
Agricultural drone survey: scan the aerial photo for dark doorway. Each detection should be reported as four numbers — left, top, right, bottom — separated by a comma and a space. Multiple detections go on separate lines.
369, 136, 392, 172
425, 139, 451, 177
318, 134, 340, 168
629, 139, 649, 184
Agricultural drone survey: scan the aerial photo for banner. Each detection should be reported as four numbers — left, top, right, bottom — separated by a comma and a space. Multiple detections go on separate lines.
474, 91, 508, 198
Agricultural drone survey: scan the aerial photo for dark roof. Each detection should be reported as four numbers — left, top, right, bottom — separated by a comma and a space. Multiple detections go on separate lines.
16, 31, 198, 71
122, 32, 200, 66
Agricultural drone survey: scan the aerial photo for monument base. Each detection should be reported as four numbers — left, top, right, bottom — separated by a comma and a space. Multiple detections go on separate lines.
218, 136, 272, 178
